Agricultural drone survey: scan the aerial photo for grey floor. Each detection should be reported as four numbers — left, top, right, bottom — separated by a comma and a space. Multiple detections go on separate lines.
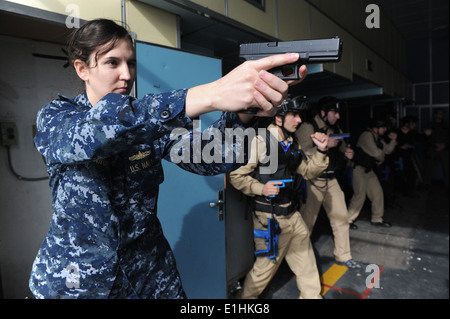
259, 180, 449, 299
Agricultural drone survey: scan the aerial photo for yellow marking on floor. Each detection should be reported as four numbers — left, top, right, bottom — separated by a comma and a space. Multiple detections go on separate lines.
320, 263, 348, 296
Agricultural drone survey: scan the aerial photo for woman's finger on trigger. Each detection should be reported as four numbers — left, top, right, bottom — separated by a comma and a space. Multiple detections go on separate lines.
253, 53, 300, 72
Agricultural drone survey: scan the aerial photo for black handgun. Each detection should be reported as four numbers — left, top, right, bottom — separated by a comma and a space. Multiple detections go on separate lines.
239, 37, 343, 80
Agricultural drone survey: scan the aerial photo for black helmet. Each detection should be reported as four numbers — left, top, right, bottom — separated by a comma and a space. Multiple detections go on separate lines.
317, 96, 341, 113
401, 116, 417, 126
369, 117, 387, 128
277, 95, 309, 116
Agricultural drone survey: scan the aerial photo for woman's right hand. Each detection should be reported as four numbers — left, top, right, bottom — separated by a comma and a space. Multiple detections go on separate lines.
185, 53, 308, 120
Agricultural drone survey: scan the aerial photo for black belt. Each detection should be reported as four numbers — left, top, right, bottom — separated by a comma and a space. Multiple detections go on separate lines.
319, 172, 336, 179
254, 201, 295, 216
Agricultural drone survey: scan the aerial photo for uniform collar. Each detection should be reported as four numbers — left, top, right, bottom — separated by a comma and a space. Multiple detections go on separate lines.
73, 91, 92, 108
369, 128, 381, 140
57, 91, 91, 108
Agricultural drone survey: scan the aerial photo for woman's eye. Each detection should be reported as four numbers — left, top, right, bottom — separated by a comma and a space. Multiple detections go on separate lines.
106, 60, 118, 66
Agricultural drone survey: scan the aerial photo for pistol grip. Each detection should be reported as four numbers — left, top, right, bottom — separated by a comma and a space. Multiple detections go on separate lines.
237, 64, 298, 113
268, 182, 284, 198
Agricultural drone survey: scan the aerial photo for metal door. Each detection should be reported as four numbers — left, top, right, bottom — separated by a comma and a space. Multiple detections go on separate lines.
135, 41, 226, 298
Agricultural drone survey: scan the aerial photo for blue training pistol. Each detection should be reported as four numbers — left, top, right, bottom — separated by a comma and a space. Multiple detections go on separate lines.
268, 179, 294, 198
254, 217, 281, 260
330, 133, 350, 139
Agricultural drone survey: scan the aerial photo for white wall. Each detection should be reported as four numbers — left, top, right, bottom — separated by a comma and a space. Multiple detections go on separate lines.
0, 35, 80, 298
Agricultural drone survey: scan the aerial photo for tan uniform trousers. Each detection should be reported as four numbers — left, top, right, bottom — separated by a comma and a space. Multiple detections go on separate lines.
348, 165, 385, 223
241, 210, 322, 299
300, 178, 352, 262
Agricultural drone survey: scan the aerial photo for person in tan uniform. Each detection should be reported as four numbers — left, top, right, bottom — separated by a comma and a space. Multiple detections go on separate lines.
296, 97, 360, 268
348, 117, 397, 228
229, 96, 329, 299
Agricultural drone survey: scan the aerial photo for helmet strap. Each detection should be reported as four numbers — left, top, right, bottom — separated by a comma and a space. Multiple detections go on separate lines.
276, 115, 293, 140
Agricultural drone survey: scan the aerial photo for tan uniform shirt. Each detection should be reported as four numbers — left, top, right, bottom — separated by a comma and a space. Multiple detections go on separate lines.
228, 124, 326, 299
296, 114, 347, 159
357, 129, 397, 163
229, 124, 329, 198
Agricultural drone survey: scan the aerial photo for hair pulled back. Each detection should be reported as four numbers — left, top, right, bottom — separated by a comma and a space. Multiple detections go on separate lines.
67, 19, 133, 68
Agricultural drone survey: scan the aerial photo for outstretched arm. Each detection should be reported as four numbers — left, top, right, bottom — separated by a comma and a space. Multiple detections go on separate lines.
185, 53, 308, 121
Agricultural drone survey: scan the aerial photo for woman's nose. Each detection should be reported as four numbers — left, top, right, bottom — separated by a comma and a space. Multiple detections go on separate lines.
120, 64, 131, 80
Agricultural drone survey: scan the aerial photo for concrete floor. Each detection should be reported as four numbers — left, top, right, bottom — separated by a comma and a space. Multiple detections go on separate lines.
259, 181, 449, 299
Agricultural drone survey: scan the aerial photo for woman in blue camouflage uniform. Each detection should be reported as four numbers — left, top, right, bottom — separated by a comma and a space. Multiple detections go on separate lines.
29, 19, 307, 298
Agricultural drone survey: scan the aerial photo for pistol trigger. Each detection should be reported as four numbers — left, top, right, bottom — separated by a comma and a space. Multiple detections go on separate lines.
292, 66, 299, 80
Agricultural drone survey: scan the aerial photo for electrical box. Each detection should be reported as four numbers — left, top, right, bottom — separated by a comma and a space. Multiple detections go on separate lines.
0, 122, 18, 146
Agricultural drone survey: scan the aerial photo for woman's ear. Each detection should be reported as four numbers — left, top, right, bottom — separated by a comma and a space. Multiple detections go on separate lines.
73, 59, 89, 81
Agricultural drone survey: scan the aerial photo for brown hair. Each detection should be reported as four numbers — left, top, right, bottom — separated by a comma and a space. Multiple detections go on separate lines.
67, 19, 133, 68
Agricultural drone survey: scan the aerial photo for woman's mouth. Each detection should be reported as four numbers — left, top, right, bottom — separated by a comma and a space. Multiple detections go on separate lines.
116, 87, 128, 94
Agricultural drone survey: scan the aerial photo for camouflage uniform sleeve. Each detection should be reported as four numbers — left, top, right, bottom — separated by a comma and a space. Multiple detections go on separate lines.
34, 90, 191, 165
160, 111, 258, 176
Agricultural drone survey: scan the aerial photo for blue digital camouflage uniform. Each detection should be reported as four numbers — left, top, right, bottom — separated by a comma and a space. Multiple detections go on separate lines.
29, 90, 251, 299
